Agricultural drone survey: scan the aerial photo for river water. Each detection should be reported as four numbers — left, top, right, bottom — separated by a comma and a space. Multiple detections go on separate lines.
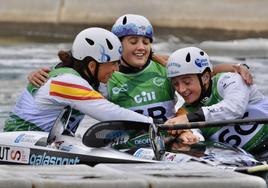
0, 35, 268, 132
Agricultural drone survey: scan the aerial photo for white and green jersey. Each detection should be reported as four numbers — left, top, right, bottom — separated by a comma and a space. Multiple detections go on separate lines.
5, 67, 153, 132
185, 72, 268, 152
107, 60, 176, 121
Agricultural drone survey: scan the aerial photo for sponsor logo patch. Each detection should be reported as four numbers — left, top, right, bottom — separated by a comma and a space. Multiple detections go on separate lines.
29, 152, 80, 165
195, 58, 209, 68
112, 84, 128, 95
0, 145, 30, 164
153, 77, 165, 87
15, 133, 38, 144
134, 91, 156, 104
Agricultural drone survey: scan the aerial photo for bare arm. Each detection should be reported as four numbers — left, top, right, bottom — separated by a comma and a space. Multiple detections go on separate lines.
152, 53, 168, 66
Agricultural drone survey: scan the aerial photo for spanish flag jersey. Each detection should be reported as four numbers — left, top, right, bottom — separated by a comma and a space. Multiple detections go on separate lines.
5, 68, 152, 132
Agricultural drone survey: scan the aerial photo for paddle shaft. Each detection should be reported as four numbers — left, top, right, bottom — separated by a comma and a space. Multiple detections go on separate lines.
158, 118, 268, 130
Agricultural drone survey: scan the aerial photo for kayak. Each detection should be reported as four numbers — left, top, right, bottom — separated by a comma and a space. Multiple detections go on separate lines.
0, 130, 155, 166
0, 107, 154, 166
0, 106, 263, 169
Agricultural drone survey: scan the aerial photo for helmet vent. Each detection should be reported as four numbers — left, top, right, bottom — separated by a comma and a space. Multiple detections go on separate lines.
106, 39, 113, 50
123, 16, 127, 25
186, 53, 191, 62
85, 38, 94, 45
200, 51, 204, 56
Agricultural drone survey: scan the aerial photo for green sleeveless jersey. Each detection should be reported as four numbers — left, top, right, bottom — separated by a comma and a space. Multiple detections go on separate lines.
107, 60, 175, 121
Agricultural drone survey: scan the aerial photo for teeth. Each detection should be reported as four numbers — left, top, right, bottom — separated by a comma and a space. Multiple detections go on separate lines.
135, 53, 144, 57
183, 93, 190, 97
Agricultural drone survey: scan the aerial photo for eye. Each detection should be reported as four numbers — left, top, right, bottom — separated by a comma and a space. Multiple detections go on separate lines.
106, 39, 113, 50
200, 51, 204, 56
143, 38, 150, 45
85, 38, 94, 45
186, 53, 191, 62
123, 16, 127, 25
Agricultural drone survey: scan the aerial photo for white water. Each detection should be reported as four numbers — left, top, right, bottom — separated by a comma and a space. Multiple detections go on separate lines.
0, 37, 268, 131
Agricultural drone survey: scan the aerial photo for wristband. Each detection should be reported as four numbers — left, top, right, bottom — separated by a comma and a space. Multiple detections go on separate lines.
238, 63, 250, 69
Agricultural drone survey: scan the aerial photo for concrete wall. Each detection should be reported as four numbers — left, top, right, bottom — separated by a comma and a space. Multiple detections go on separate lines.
0, 163, 266, 188
0, 0, 268, 32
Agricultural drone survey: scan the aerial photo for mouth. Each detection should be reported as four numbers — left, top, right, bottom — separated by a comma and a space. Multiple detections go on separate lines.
181, 92, 192, 101
134, 52, 146, 59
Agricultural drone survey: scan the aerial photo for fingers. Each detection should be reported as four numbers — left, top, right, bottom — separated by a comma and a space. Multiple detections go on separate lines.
28, 67, 50, 87
180, 134, 199, 145
168, 129, 183, 137
234, 64, 253, 85
244, 71, 253, 85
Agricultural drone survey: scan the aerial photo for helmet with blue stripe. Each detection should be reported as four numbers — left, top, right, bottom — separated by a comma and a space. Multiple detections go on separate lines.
72, 27, 122, 64
166, 47, 213, 78
111, 14, 154, 42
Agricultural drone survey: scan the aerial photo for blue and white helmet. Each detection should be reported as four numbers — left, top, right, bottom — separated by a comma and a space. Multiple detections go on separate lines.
72, 27, 122, 63
166, 47, 213, 78
111, 14, 154, 42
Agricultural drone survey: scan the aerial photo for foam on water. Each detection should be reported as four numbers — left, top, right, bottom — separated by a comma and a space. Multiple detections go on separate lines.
0, 37, 268, 130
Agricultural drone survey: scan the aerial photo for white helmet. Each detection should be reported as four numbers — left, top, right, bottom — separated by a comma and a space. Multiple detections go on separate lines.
72, 27, 122, 63
166, 47, 213, 78
111, 14, 154, 42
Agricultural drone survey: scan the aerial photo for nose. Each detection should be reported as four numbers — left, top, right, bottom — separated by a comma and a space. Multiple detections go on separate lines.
137, 40, 146, 50
175, 83, 186, 94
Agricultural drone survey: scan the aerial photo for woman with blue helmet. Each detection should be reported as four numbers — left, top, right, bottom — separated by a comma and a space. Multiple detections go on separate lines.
107, 14, 177, 123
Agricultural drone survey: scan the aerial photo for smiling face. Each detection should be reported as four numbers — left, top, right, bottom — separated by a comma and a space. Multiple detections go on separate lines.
121, 36, 151, 68
97, 61, 119, 83
171, 74, 202, 104
88, 60, 119, 84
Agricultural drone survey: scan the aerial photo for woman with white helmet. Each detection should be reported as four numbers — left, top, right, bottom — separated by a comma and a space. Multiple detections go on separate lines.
4, 27, 153, 133
165, 47, 268, 154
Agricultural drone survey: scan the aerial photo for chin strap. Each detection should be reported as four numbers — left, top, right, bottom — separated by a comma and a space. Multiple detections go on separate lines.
190, 74, 212, 107
58, 53, 100, 91
81, 60, 100, 91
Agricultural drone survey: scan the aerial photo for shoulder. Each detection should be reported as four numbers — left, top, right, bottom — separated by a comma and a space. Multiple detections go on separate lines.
216, 72, 243, 85
50, 73, 94, 90
148, 60, 166, 75
215, 72, 246, 94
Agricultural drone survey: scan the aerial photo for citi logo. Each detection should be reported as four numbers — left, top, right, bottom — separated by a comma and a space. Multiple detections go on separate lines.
134, 91, 156, 104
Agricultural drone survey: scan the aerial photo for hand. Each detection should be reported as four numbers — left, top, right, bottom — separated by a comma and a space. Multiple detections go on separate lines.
233, 64, 253, 85
178, 131, 200, 145
152, 53, 168, 66
28, 67, 51, 87
164, 114, 189, 136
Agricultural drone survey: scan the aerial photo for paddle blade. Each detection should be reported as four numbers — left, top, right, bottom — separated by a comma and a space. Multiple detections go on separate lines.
82, 120, 150, 148
47, 106, 72, 145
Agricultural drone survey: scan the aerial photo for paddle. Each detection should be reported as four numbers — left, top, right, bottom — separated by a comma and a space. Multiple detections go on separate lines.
47, 106, 72, 146
83, 117, 268, 147
82, 118, 268, 160
158, 117, 268, 130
